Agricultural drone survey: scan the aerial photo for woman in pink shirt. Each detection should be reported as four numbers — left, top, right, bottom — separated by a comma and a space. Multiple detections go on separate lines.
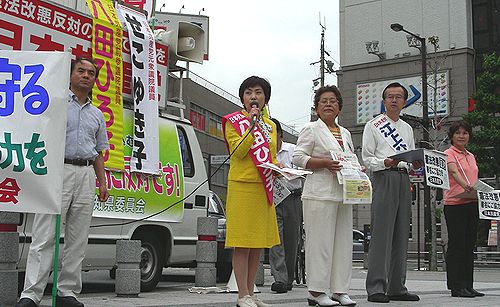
443, 120, 484, 298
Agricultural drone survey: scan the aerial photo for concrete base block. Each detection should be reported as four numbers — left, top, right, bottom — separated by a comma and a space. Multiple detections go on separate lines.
116, 269, 141, 297
195, 266, 216, 287
0, 270, 18, 306
116, 240, 141, 263
197, 217, 218, 236
196, 241, 217, 262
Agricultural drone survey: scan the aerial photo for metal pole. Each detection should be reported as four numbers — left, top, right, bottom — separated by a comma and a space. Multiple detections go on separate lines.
320, 28, 325, 87
51, 215, 61, 307
417, 184, 421, 270
420, 38, 432, 269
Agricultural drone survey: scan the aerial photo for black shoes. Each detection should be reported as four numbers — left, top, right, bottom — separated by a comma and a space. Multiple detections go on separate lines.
388, 292, 420, 301
367, 293, 389, 303
287, 283, 293, 291
451, 288, 475, 298
15, 298, 37, 307
56, 295, 84, 307
467, 288, 485, 297
271, 281, 288, 293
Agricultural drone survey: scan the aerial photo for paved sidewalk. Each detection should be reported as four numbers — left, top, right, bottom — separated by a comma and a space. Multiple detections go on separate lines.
37, 267, 500, 307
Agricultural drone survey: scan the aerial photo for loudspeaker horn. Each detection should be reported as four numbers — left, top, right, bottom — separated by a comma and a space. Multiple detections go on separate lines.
154, 21, 205, 64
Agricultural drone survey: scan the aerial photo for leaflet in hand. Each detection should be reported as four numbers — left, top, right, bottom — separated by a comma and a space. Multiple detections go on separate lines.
456, 180, 495, 199
258, 162, 312, 181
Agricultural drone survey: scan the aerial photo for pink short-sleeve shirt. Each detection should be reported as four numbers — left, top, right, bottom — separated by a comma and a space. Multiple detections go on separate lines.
443, 145, 479, 205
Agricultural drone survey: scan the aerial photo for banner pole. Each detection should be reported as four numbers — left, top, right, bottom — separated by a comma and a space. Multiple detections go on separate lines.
51, 214, 61, 307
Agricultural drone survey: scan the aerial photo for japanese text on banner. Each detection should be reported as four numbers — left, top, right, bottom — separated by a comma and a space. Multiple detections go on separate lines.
0, 51, 69, 214
117, 3, 160, 175
85, 0, 124, 170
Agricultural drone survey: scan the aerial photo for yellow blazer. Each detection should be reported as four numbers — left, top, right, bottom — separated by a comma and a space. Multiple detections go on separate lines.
224, 111, 277, 183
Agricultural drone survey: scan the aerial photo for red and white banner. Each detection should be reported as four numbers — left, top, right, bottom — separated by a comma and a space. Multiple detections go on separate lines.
122, 0, 155, 21
117, 3, 159, 175
0, 0, 168, 166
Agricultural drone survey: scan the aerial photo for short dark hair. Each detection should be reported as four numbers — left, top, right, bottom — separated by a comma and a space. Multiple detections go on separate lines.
270, 118, 283, 138
448, 120, 472, 145
314, 85, 343, 110
238, 76, 271, 104
382, 82, 408, 100
71, 56, 98, 75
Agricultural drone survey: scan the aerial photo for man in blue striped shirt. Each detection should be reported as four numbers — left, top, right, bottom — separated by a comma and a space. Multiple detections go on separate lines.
17, 57, 109, 307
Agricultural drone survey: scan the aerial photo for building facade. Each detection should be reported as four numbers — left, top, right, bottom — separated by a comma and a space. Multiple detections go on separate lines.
337, 0, 476, 252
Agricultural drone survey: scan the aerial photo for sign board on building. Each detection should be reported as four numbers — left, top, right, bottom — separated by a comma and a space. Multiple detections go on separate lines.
356, 71, 449, 124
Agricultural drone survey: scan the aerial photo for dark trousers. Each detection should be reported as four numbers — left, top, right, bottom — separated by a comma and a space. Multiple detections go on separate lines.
444, 202, 479, 290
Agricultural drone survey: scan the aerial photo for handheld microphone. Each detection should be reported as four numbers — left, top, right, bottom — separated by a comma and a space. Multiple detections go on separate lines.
250, 100, 259, 124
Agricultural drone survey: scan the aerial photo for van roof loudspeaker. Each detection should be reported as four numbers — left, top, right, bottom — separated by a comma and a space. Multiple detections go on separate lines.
154, 22, 205, 65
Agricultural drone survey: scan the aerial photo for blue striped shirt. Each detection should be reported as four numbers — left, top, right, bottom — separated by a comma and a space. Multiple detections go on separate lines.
65, 92, 109, 160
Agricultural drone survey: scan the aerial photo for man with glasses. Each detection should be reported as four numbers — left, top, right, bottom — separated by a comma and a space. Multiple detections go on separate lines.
362, 82, 422, 303
17, 58, 109, 307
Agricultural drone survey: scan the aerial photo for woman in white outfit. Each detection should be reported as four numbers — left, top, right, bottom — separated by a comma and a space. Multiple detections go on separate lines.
293, 85, 357, 307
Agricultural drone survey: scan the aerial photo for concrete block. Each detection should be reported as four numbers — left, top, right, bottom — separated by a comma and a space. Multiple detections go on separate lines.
0, 212, 20, 224
0, 270, 18, 306
116, 240, 141, 263
195, 267, 216, 287
0, 232, 18, 265
196, 217, 217, 236
196, 241, 217, 263
115, 269, 140, 297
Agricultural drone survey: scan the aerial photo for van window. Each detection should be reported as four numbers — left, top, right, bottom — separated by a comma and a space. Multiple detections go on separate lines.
177, 126, 194, 177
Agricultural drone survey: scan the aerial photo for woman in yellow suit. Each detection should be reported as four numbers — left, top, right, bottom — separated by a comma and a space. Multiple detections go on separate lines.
223, 76, 280, 307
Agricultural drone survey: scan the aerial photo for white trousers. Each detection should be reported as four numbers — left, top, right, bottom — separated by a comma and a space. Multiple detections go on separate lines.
21, 164, 95, 304
303, 199, 353, 294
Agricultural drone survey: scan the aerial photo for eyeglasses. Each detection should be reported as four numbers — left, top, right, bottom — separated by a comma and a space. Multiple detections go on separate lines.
319, 98, 339, 105
385, 95, 404, 101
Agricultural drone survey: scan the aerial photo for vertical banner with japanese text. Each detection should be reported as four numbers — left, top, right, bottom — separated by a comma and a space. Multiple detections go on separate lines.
123, 0, 155, 20
0, 51, 69, 214
117, 3, 160, 175
86, 0, 124, 170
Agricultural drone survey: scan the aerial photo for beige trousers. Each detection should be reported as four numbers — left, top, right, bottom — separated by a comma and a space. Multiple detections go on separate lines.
21, 164, 95, 303
303, 199, 353, 294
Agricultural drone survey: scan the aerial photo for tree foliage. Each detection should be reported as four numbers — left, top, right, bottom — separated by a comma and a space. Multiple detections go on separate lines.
463, 52, 500, 178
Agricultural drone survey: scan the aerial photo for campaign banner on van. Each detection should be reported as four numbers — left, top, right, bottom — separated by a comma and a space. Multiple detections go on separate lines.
93, 110, 184, 222
85, 0, 124, 171
0, 51, 69, 214
117, 3, 160, 175
478, 191, 500, 221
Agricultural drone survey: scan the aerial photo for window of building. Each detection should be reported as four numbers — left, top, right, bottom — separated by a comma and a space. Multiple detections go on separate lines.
190, 110, 206, 131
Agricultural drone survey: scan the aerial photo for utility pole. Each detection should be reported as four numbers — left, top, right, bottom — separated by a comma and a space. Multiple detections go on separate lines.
320, 23, 325, 87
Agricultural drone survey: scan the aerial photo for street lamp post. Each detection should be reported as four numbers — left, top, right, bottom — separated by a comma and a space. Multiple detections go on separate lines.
390, 23, 431, 270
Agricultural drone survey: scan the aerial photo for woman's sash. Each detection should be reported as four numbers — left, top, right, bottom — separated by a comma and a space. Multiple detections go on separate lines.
222, 111, 274, 206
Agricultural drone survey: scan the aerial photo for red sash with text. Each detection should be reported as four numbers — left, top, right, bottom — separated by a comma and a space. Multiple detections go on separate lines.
222, 111, 274, 206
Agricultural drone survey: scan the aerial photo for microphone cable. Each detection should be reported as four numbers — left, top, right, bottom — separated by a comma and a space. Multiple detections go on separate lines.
90, 119, 258, 228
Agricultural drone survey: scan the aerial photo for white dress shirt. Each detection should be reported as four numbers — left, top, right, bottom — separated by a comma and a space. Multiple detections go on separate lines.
277, 141, 302, 191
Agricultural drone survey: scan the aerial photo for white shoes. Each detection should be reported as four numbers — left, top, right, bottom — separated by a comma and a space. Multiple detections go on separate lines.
237, 295, 257, 307
251, 295, 271, 307
307, 293, 339, 306
331, 293, 356, 306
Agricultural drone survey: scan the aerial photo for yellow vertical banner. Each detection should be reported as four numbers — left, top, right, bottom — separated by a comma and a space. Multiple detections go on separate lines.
86, 0, 124, 170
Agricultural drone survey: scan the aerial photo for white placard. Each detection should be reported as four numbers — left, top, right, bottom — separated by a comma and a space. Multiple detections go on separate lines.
0, 51, 69, 214
478, 191, 500, 221
273, 177, 291, 206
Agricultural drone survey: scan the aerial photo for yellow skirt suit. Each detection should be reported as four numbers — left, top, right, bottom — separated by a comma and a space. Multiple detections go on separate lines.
224, 114, 280, 248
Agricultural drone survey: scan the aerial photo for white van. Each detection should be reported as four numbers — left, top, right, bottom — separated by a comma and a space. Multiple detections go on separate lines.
18, 108, 210, 292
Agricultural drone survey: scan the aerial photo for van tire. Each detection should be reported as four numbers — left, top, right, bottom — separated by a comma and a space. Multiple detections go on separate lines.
136, 234, 164, 292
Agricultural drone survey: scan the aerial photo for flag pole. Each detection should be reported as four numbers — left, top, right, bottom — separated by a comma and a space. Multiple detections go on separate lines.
51, 214, 61, 307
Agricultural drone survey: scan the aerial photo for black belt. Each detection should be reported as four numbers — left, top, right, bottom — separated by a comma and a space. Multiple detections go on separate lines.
290, 189, 302, 196
64, 158, 93, 166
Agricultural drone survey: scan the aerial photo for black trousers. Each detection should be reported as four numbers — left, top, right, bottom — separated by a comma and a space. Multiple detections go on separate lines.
444, 202, 479, 290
